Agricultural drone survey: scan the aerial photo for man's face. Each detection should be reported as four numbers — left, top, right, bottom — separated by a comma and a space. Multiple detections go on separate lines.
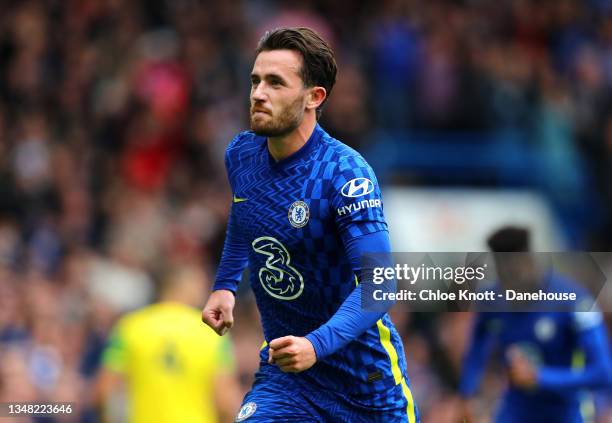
250, 49, 309, 137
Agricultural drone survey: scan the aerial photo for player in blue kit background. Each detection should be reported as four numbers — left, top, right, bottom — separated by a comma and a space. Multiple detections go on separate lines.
459, 227, 612, 423
201, 27, 419, 422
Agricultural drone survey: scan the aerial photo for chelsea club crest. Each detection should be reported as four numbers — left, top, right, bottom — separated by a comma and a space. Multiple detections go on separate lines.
288, 201, 309, 228
235, 402, 257, 421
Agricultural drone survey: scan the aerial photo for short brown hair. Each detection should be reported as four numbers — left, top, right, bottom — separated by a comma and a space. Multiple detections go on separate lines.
487, 226, 530, 252
255, 27, 337, 119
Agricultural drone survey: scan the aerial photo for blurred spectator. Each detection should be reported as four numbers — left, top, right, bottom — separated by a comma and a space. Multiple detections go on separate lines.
0, 1, 609, 422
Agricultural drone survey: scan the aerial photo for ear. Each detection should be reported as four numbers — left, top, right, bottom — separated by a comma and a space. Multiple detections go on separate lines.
305, 87, 327, 111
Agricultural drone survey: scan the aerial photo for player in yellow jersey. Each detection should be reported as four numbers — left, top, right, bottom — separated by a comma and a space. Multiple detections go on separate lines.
95, 266, 241, 423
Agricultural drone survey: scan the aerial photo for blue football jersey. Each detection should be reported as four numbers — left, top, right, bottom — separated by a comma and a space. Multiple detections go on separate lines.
460, 274, 611, 423
214, 124, 411, 406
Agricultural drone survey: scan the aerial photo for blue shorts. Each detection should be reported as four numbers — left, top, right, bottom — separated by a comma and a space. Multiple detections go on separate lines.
235, 364, 419, 422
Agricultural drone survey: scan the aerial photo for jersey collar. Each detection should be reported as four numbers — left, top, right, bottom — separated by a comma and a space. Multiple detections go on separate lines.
267, 123, 323, 169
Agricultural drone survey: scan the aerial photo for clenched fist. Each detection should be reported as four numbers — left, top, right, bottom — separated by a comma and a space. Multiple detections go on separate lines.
507, 346, 537, 389
268, 336, 317, 373
202, 289, 235, 336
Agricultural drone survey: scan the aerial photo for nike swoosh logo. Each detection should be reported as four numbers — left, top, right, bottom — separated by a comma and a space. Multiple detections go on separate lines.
233, 195, 248, 203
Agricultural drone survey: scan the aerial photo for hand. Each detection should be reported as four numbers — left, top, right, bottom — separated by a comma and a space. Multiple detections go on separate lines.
507, 347, 537, 389
268, 336, 317, 373
201, 290, 235, 336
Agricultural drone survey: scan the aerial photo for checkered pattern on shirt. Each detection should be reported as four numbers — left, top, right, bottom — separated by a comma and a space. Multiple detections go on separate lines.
222, 125, 410, 404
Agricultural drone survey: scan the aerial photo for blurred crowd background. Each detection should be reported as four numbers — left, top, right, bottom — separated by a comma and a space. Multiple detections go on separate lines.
0, 0, 610, 422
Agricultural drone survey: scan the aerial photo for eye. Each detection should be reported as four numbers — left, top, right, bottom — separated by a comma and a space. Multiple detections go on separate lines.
250, 76, 260, 86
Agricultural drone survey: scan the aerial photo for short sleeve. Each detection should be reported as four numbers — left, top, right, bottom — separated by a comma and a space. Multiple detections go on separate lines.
329, 155, 387, 243
215, 335, 236, 373
102, 321, 128, 373
573, 293, 604, 331
574, 310, 604, 332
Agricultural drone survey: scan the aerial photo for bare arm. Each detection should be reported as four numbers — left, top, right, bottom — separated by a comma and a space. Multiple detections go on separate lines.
213, 369, 242, 423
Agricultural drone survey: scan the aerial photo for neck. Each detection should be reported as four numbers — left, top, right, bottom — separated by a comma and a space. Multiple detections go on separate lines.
267, 112, 317, 161
160, 294, 193, 307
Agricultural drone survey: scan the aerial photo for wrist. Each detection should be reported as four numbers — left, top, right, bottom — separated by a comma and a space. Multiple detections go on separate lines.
305, 333, 324, 360
212, 283, 237, 295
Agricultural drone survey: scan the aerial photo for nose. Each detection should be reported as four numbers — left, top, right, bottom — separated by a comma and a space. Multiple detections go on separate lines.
251, 82, 267, 102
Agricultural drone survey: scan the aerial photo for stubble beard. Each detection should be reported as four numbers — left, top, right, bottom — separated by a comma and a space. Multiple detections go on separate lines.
250, 96, 305, 137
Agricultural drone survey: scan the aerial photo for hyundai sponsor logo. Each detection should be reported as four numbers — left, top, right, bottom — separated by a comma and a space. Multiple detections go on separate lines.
341, 178, 375, 198
337, 199, 382, 216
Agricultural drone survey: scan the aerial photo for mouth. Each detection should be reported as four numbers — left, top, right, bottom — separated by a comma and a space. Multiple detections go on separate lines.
251, 108, 271, 116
